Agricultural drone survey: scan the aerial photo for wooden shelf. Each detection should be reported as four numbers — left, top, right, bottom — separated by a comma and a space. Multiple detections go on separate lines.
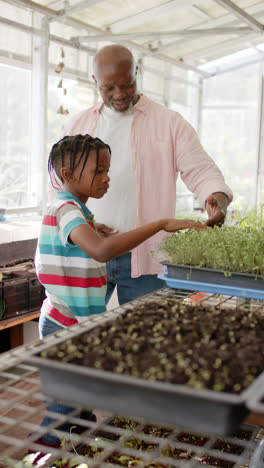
245, 412, 264, 427
0, 310, 40, 348
0, 310, 40, 330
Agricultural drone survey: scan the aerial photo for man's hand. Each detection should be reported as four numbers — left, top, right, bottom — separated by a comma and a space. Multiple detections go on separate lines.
204, 192, 229, 227
96, 223, 119, 238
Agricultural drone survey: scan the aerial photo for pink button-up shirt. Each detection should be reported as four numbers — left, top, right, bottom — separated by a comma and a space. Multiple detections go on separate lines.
48, 95, 233, 277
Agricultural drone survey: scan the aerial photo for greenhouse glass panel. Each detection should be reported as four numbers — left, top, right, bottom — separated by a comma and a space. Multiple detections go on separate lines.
47, 76, 96, 149
202, 64, 259, 212
142, 71, 164, 96
0, 64, 32, 209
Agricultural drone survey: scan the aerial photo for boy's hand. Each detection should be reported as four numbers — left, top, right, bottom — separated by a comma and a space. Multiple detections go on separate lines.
96, 223, 119, 238
163, 219, 209, 232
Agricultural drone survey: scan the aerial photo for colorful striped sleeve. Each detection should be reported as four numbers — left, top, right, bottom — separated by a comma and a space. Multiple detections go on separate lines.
56, 201, 90, 247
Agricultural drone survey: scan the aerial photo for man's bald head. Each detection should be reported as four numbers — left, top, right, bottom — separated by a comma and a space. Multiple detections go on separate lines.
92, 45, 139, 112
93, 45, 136, 79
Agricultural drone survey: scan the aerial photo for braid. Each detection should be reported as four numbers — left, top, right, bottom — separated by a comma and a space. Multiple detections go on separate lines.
48, 134, 111, 189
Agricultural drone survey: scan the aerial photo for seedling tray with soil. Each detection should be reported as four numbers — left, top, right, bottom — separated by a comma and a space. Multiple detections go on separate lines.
47, 417, 260, 468
25, 290, 264, 436
157, 226, 264, 299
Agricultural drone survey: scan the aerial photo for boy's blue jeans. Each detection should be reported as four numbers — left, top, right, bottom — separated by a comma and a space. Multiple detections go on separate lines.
105, 252, 165, 305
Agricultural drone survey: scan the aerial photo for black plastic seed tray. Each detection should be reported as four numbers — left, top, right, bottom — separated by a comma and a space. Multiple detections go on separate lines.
24, 301, 263, 437
162, 263, 264, 290
76, 415, 261, 468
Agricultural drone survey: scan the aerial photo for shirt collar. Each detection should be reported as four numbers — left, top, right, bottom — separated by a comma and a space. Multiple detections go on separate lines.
93, 94, 149, 115
134, 94, 149, 113
56, 191, 92, 217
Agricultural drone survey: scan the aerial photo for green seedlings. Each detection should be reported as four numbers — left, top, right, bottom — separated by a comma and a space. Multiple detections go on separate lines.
141, 425, 173, 439
175, 432, 208, 446
158, 225, 264, 276
161, 445, 192, 460
104, 451, 143, 466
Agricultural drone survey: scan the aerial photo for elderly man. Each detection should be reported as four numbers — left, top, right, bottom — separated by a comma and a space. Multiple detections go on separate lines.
49, 44, 233, 305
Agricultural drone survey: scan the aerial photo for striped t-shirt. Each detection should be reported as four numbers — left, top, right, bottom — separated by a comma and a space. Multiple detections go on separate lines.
35, 191, 107, 327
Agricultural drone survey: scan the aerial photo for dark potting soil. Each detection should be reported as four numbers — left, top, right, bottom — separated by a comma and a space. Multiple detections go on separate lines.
73, 418, 253, 468
41, 300, 264, 393
232, 429, 253, 441
94, 416, 139, 440
104, 451, 143, 466
102, 434, 158, 467
175, 432, 208, 446
142, 424, 173, 439
200, 456, 235, 467
76, 443, 104, 457
199, 439, 245, 468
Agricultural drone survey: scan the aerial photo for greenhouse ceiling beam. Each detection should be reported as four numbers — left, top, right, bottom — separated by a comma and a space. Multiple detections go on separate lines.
189, 5, 212, 21
141, 52, 210, 76
184, 32, 261, 62
51, 66, 96, 85
0, 16, 96, 54
203, 52, 264, 77
69, 29, 211, 76
6, 0, 101, 32
0, 17, 200, 82
76, 27, 253, 41
72, 30, 211, 76
49, 34, 95, 54
108, 0, 195, 34
8, 0, 209, 77
58, 27, 211, 77
71, 33, 211, 77
0, 17, 207, 81
0, 44, 96, 85
213, 0, 264, 32
7, 0, 56, 17
0, 16, 39, 36
0, 48, 31, 69
57, 0, 104, 18
155, 1, 264, 54
142, 65, 201, 88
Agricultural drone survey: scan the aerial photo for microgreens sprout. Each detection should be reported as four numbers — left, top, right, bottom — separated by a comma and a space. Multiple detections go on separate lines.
158, 225, 264, 276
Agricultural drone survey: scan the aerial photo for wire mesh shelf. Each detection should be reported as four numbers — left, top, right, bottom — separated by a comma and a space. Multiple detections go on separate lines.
0, 288, 264, 467
23, 288, 264, 435
0, 358, 263, 467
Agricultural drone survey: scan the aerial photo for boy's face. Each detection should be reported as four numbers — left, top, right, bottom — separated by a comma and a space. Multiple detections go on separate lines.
62, 148, 111, 204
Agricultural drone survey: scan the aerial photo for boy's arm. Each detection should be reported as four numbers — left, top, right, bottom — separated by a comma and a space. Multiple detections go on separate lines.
70, 219, 207, 263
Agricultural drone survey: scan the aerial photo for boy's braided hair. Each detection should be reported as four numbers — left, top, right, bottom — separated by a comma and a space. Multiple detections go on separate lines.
48, 134, 111, 189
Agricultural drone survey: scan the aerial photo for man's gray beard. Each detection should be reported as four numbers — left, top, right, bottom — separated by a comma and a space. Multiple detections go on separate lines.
109, 99, 135, 114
